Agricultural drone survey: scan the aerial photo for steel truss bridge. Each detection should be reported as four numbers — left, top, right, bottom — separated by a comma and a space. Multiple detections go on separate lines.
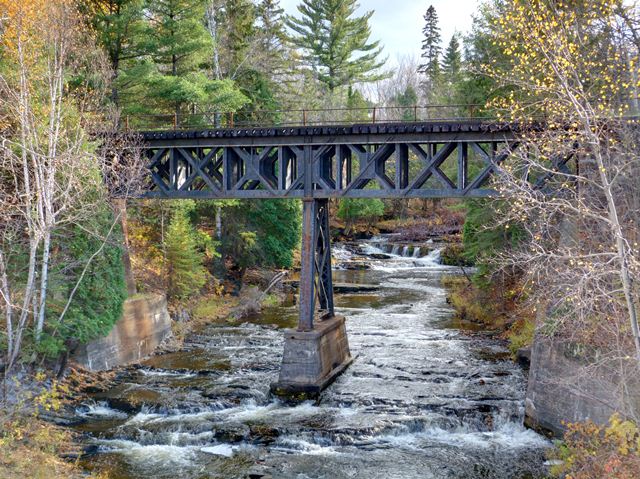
134, 119, 573, 394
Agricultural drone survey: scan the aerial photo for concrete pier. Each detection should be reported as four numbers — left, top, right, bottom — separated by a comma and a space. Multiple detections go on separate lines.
271, 315, 352, 397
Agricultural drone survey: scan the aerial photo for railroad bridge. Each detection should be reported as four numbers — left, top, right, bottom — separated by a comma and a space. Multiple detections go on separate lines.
135, 118, 561, 396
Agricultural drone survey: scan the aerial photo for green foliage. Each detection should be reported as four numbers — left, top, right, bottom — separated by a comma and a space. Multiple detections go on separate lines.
392, 85, 419, 121
224, 200, 301, 269
82, 0, 146, 105
88, 0, 250, 121
419, 5, 441, 86
440, 243, 473, 267
462, 199, 525, 270
286, 0, 386, 92
138, 0, 248, 117
337, 198, 385, 234
42, 209, 127, 357
455, 0, 509, 109
506, 317, 535, 355
442, 34, 462, 80
250, 200, 301, 268
165, 201, 208, 299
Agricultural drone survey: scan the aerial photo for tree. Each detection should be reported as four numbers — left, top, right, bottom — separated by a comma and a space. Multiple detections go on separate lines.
248, 200, 301, 268
43, 212, 127, 359
82, 0, 145, 107
393, 85, 419, 121
337, 198, 385, 235
0, 0, 143, 375
484, 0, 640, 367
164, 201, 208, 299
286, 0, 387, 93
133, 0, 248, 123
418, 5, 441, 89
222, 200, 301, 271
442, 34, 462, 80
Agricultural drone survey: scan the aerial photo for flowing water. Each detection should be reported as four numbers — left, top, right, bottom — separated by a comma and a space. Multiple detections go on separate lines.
73, 237, 549, 479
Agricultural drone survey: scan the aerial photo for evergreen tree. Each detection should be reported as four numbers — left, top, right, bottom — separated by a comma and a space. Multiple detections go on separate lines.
337, 198, 385, 235
419, 5, 442, 87
83, 0, 145, 107
442, 34, 462, 80
223, 200, 301, 270
249, 200, 301, 268
455, 1, 508, 110
165, 201, 208, 300
134, 0, 248, 122
286, 0, 386, 92
221, 0, 257, 77
42, 209, 128, 358
393, 85, 419, 121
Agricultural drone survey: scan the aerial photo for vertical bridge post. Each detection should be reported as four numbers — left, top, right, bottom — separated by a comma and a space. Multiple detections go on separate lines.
271, 198, 352, 398
298, 199, 334, 331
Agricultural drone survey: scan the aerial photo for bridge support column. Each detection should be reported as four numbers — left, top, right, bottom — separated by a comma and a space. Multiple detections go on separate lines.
271, 199, 352, 398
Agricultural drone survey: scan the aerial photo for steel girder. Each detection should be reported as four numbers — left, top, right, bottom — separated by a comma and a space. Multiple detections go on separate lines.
141, 123, 519, 200
298, 199, 334, 331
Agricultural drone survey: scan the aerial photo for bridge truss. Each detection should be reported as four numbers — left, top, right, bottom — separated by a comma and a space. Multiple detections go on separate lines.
141, 121, 520, 200
138, 121, 526, 334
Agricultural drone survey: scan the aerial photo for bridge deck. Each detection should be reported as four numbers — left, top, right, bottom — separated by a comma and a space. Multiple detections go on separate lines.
138, 121, 522, 200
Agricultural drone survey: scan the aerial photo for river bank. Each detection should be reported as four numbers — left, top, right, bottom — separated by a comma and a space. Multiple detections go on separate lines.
60, 236, 550, 479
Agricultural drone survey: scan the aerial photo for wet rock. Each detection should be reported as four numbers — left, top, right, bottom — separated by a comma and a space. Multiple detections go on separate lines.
516, 347, 531, 369
248, 424, 280, 445
246, 466, 272, 479
94, 384, 174, 413
142, 349, 231, 372
213, 424, 250, 443
364, 253, 392, 260
333, 283, 379, 293
338, 262, 371, 271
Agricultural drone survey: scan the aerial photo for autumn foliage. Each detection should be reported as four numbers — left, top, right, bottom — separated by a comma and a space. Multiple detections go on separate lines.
550, 414, 640, 479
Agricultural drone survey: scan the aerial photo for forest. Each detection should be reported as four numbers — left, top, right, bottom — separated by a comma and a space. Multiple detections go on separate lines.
1, 0, 640, 478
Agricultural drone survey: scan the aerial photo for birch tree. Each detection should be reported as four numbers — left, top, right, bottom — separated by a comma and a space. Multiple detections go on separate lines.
0, 0, 144, 375
483, 0, 640, 367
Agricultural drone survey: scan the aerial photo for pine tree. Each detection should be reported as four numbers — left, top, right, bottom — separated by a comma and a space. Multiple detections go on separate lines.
419, 5, 442, 86
164, 201, 208, 300
83, 0, 145, 107
286, 0, 386, 93
337, 198, 385, 235
393, 85, 418, 121
136, 0, 248, 123
442, 34, 462, 80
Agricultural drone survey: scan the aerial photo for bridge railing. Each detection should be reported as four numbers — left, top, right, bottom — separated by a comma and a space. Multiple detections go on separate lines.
123, 104, 492, 131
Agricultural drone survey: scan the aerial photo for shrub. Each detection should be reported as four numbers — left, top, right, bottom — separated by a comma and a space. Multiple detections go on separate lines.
550, 414, 640, 479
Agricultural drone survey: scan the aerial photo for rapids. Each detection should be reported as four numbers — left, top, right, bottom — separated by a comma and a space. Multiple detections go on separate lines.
74, 237, 549, 479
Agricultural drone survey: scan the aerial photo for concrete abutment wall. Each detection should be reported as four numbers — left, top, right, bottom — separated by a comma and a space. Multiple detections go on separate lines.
525, 338, 640, 436
73, 293, 172, 371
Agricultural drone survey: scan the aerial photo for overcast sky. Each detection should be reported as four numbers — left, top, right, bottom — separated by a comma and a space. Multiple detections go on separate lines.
279, 0, 481, 64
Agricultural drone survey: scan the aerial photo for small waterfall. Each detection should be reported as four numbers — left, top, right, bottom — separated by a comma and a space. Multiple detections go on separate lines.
402, 246, 410, 257
412, 247, 421, 258
391, 245, 400, 255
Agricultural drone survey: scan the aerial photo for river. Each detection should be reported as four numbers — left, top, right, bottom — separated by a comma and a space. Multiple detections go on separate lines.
73, 237, 550, 479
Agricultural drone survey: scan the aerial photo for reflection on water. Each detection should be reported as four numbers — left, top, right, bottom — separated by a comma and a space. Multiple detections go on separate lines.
75, 238, 550, 479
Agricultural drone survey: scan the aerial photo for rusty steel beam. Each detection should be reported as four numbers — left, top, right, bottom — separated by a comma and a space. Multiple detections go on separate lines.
136, 120, 574, 200
298, 199, 335, 332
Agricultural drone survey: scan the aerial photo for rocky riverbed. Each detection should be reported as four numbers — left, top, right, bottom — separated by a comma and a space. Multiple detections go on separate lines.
68, 237, 550, 479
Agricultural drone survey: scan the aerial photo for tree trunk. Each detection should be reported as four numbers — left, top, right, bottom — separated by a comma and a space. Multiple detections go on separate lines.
593, 145, 640, 360
35, 231, 51, 340
115, 199, 137, 296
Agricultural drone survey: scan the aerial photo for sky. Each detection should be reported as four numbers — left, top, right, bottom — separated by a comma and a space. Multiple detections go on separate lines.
278, 0, 482, 64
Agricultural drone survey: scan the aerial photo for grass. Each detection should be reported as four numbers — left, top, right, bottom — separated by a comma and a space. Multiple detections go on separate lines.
0, 416, 100, 479
0, 375, 106, 479
191, 294, 239, 323
442, 275, 535, 355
